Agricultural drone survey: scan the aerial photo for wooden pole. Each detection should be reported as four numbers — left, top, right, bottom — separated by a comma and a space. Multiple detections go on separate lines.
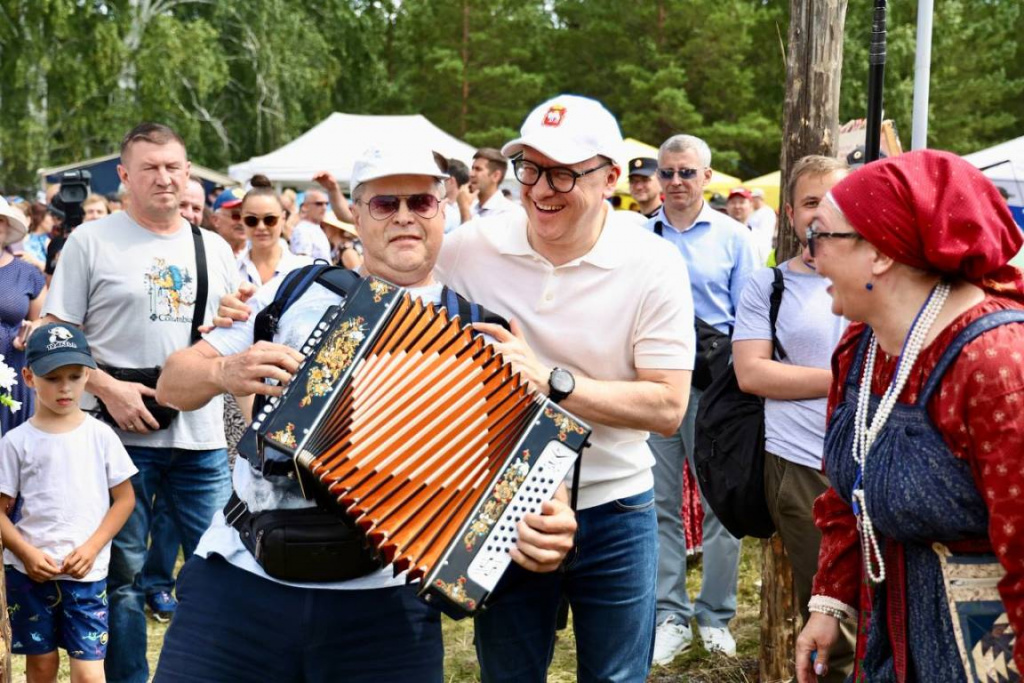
775, 0, 848, 263
763, 2, 847, 681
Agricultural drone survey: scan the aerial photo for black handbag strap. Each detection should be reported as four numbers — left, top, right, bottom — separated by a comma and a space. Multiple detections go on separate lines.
190, 224, 208, 344
768, 267, 787, 361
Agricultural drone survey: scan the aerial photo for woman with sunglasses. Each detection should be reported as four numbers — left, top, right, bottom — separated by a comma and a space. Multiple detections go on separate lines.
794, 150, 1024, 682
238, 176, 312, 286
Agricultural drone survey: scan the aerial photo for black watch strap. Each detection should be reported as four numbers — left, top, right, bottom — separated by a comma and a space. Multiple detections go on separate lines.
548, 367, 575, 404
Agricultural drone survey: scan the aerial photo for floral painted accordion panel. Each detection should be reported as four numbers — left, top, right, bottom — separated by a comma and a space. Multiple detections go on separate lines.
244, 276, 591, 616
934, 543, 1020, 682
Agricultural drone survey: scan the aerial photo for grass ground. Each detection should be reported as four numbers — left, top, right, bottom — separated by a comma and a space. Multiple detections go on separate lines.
10, 539, 764, 682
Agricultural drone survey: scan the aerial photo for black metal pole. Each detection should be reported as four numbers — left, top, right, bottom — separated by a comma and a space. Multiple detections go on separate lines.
865, 0, 888, 163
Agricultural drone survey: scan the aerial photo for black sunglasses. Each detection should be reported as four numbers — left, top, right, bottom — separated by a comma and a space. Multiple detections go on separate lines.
243, 214, 281, 228
657, 167, 702, 181
360, 194, 440, 220
805, 226, 863, 257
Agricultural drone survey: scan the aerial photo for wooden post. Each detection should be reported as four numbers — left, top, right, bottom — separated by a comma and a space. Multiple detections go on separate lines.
760, 536, 799, 682
761, 2, 847, 681
775, 0, 849, 263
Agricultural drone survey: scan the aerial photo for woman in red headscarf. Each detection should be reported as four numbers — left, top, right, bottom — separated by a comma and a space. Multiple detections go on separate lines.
794, 150, 1024, 682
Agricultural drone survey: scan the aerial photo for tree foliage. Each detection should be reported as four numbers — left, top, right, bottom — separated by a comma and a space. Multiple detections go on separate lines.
0, 0, 1021, 190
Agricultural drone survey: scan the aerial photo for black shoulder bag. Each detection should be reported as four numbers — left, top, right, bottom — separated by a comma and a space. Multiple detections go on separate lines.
693, 267, 786, 539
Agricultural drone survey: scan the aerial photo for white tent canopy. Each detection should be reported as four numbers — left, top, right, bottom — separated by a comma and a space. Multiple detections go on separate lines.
228, 113, 477, 190
963, 135, 1024, 207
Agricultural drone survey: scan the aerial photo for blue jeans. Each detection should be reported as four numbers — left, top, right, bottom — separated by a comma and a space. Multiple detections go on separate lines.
137, 494, 181, 598
474, 489, 658, 683
105, 446, 231, 683
650, 386, 740, 628
155, 556, 443, 682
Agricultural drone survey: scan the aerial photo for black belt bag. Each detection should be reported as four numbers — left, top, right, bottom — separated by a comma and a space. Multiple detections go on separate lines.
94, 366, 180, 430
224, 493, 382, 583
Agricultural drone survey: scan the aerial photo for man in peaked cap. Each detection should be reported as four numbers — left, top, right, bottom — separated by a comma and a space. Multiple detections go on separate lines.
628, 156, 663, 218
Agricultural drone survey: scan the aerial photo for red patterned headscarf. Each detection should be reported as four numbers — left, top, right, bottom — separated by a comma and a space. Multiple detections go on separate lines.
829, 150, 1023, 299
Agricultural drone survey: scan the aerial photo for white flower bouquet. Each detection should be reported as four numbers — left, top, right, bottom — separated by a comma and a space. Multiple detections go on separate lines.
0, 354, 21, 414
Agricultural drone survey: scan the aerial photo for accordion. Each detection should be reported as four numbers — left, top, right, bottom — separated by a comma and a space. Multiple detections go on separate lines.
241, 276, 591, 615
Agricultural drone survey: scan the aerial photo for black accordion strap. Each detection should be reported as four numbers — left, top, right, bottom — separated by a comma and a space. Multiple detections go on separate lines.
248, 265, 361, 477
441, 286, 511, 332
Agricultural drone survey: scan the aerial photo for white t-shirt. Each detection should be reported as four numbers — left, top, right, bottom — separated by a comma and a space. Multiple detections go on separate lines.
0, 417, 138, 581
43, 212, 239, 449
238, 247, 313, 286
197, 278, 445, 590
748, 206, 777, 264
436, 209, 696, 509
289, 221, 332, 262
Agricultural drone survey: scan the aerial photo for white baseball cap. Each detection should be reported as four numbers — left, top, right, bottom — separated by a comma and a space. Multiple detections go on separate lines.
501, 94, 624, 167
350, 144, 449, 191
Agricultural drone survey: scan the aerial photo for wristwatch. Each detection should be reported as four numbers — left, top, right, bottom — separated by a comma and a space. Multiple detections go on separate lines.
547, 367, 575, 404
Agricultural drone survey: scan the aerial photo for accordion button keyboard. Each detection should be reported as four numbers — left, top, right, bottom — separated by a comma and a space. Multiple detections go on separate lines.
467, 440, 579, 591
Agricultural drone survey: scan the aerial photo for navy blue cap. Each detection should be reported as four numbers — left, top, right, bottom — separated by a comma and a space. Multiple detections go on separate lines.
26, 324, 98, 376
212, 187, 245, 212
627, 157, 658, 177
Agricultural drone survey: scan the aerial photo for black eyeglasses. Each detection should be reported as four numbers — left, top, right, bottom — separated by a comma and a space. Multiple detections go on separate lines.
805, 226, 863, 257
306, 201, 329, 207
657, 167, 703, 181
359, 194, 440, 220
512, 157, 612, 193
243, 214, 281, 228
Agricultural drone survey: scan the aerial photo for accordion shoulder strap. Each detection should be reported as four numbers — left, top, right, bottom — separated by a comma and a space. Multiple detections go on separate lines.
254, 265, 362, 344
441, 285, 511, 331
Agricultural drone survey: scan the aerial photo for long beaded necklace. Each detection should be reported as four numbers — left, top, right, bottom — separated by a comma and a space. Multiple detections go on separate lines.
851, 280, 952, 584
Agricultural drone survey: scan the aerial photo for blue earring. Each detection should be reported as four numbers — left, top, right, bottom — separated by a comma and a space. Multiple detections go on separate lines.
865, 282, 874, 291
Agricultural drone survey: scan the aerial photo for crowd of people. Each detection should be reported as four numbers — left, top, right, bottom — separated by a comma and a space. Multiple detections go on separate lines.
0, 92, 1021, 683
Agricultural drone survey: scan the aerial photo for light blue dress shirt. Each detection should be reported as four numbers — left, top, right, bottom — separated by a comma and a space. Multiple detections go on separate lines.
644, 201, 759, 333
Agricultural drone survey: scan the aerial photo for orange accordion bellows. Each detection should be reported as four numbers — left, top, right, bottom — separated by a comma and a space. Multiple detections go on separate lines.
247, 276, 591, 615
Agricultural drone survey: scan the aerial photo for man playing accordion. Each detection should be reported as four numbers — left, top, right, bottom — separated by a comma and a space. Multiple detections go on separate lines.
152, 144, 578, 683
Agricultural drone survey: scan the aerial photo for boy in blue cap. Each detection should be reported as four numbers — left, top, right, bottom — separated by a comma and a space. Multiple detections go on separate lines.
0, 324, 137, 682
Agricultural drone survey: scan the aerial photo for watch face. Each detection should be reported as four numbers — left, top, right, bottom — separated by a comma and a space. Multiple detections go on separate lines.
550, 368, 574, 394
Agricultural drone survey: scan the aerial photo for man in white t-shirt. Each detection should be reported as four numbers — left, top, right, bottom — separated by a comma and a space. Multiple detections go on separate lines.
749, 188, 777, 264
436, 94, 695, 683
289, 189, 332, 261
150, 144, 577, 682
42, 123, 238, 683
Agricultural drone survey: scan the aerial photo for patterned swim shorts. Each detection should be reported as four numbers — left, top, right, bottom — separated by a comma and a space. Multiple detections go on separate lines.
5, 566, 109, 660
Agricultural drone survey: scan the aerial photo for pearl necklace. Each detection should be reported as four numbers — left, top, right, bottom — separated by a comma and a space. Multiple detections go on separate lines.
851, 281, 952, 584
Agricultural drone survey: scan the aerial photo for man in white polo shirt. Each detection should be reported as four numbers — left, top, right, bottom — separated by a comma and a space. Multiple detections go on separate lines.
436, 94, 695, 683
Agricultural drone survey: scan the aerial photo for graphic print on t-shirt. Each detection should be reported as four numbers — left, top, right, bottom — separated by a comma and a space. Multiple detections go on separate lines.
145, 258, 196, 324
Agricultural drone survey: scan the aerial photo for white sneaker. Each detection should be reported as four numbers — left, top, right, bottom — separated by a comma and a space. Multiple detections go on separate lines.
697, 624, 737, 657
652, 616, 693, 666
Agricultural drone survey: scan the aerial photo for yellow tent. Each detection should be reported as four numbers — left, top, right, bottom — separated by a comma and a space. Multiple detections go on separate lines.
741, 170, 782, 210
